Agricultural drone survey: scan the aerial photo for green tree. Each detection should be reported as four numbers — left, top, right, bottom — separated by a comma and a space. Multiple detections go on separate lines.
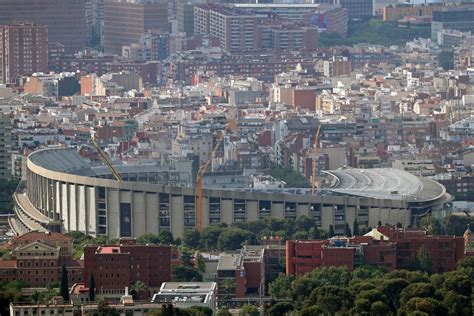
60, 264, 69, 301
265, 302, 294, 315
89, 300, 120, 316
344, 223, 352, 237
216, 308, 232, 316
158, 230, 174, 244
131, 281, 146, 300
268, 274, 294, 299
353, 220, 360, 236
400, 283, 435, 306
239, 304, 259, 316
88, 273, 96, 302
137, 233, 161, 245
183, 306, 213, 316
201, 225, 224, 250
217, 228, 255, 250
419, 216, 443, 235
378, 278, 409, 310
328, 224, 335, 238
183, 229, 202, 249
173, 265, 203, 282
306, 285, 353, 314
417, 245, 433, 274
312, 226, 321, 239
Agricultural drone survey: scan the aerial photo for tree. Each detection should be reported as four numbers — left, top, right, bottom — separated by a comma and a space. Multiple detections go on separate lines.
268, 274, 294, 299
265, 302, 294, 315
353, 220, 359, 236
344, 223, 352, 237
312, 226, 321, 239
60, 264, 69, 301
183, 229, 202, 249
419, 216, 443, 235
328, 225, 335, 238
158, 230, 174, 244
88, 273, 96, 302
307, 285, 353, 314
137, 233, 161, 245
217, 228, 255, 250
417, 246, 433, 274
201, 225, 224, 250
183, 306, 213, 316
173, 265, 203, 282
400, 283, 435, 306
131, 281, 146, 300
239, 304, 259, 316
88, 300, 120, 316
216, 309, 232, 316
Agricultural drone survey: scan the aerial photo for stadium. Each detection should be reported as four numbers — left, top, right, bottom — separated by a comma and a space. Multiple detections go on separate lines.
10, 147, 449, 239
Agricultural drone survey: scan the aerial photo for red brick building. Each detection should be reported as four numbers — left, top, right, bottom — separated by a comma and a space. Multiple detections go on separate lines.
286, 226, 464, 275
0, 23, 48, 84
83, 239, 171, 299
0, 231, 83, 287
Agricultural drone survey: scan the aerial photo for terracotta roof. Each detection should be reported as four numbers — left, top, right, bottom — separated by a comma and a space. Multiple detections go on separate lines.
0, 260, 17, 268
63, 259, 84, 268
11, 231, 73, 243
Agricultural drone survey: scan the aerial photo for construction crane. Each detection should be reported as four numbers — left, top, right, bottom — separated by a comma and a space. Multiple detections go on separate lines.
90, 131, 123, 181
311, 124, 321, 194
196, 121, 235, 231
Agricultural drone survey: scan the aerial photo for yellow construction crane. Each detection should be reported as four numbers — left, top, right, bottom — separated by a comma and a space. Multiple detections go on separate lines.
196, 121, 235, 231
312, 124, 321, 194
90, 131, 123, 181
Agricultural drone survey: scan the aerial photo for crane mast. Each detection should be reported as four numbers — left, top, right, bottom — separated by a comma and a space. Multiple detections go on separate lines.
90, 132, 123, 182
312, 125, 321, 194
196, 122, 232, 231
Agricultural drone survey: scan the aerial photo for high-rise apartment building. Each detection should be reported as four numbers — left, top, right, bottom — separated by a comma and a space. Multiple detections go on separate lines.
103, 0, 169, 55
195, 5, 258, 52
0, 0, 86, 53
0, 112, 12, 179
0, 23, 48, 84
336, 0, 373, 20
177, 0, 206, 37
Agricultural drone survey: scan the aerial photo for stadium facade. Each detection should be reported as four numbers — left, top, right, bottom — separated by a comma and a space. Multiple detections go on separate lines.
12, 148, 449, 239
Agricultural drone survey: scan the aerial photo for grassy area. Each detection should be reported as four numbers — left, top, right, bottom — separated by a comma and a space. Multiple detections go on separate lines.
320, 19, 431, 47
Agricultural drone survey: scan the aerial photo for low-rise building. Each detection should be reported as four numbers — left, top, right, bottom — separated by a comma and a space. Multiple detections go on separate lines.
152, 282, 217, 313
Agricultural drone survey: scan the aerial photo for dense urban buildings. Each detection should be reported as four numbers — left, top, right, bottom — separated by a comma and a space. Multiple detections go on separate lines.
0, 0, 86, 53
103, 0, 169, 54
0, 23, 48, 84
0, 0, 474, 313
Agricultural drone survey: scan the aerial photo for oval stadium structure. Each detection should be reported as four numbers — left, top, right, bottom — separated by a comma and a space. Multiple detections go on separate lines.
11, 147, 449, 239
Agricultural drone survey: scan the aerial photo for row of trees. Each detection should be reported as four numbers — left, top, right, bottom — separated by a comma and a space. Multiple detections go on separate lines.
178, 216, 371, 252
319, 19, 431, 47
266, 257, 474, 315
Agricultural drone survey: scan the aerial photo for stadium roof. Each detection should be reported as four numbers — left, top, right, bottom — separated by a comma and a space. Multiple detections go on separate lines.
29, 148, 446, 203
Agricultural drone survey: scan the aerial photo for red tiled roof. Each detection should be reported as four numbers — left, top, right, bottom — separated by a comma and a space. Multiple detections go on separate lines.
12, 231, 73, 243
0, 260, 17, 268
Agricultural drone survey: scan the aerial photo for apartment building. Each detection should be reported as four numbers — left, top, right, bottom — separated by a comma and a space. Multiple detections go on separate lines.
0, 112, 11, 179
0, 23, 48, 84
432, 9, 474, 40
83, 239, 172, 299
103, 0, 168, 54
0, 0, 86, 53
